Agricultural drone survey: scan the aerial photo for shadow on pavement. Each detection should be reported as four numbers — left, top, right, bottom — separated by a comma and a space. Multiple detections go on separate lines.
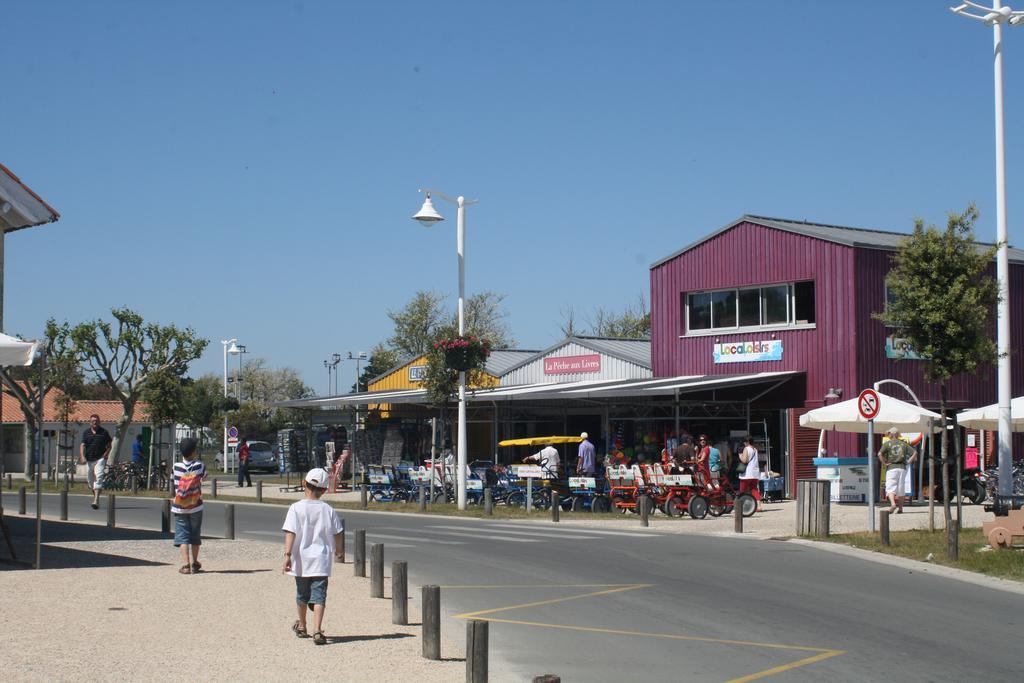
0, 514, 170, 571
325, 633, 415, 645
201, 569, 272, 575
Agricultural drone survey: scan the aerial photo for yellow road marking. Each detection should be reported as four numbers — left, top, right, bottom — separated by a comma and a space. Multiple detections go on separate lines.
454, 584, 651, 619
448, 582, 847, 681
723, 650, 846, 683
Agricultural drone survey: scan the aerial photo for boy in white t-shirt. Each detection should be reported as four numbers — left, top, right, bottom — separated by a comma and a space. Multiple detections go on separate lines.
283, 468, 345, 645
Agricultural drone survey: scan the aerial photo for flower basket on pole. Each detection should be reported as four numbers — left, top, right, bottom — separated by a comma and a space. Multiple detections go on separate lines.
434, 336, 491, 373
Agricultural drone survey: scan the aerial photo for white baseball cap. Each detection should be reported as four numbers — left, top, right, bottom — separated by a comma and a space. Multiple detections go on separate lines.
304, 468, 330, 488
580, 432, 588, 439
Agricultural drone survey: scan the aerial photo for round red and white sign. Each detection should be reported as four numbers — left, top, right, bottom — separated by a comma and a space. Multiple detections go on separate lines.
858, 389, 880, 420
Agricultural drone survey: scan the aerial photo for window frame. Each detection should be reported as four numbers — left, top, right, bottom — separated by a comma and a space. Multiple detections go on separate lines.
682, 280, 816, 336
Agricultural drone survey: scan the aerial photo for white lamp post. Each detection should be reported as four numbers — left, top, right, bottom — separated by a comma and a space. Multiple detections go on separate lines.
951, 1, 1023, 496
221, 338, 242, 473
412, 189, 479, 510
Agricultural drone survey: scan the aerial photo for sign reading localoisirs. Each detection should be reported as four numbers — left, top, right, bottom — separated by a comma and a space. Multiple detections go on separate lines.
713, 339, 783, 364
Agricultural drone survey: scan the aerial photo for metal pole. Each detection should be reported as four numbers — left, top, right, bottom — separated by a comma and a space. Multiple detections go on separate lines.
456, 196, 467, 511
867, 419, 876, 532
993, 4, 1014, 498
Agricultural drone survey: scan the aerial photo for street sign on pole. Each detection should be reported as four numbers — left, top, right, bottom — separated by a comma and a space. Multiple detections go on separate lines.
228, 426, 239, 439
858, 389, 880, 420
859, 388, 880, 532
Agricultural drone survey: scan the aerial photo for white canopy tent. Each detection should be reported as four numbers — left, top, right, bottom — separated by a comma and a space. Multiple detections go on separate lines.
957, 396, 1024, 432
0, 333, 41, 567
799, 393, 941, 433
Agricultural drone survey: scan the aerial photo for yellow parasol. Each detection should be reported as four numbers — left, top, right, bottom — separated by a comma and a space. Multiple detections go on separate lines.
498, 436, 583, 447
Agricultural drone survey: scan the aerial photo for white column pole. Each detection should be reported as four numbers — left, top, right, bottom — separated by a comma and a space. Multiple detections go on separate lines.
222, 341, 229, 474
456, 196, 468, 510
993, 2, 1014, 497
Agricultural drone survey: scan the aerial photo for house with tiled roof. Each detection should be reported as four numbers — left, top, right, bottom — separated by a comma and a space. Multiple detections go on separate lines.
1, 388, 161, 477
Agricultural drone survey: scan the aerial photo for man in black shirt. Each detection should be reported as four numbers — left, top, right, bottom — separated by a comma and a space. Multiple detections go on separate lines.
79, 414, 112, 509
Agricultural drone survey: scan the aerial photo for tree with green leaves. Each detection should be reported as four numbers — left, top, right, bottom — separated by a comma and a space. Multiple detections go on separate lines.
874, 204, 999, 536
560, 296, 651, 339
141, 369, 187, 480
0, 320, 79, 476
69, 307, 208, 464
387, 289, 514, 358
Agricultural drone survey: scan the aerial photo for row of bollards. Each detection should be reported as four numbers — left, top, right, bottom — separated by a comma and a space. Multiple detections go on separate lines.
346, 529, 546, 682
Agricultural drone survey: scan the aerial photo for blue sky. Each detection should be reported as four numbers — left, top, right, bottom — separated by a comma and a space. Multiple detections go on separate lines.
4, 0, 1021, 393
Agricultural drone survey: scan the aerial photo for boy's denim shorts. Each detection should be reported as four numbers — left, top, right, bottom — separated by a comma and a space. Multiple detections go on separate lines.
173, 511, 203, 546
295, 577, 329, 607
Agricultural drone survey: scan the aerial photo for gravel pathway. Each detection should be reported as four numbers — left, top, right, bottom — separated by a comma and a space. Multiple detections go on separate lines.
2, 535, 465, 682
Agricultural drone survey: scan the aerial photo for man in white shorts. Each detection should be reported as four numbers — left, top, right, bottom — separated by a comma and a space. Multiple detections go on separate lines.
877, 427, 917, 514
80, 414, 112, 510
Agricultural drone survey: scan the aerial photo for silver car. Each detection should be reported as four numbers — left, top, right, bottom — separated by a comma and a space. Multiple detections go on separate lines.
215, 440, 279, 472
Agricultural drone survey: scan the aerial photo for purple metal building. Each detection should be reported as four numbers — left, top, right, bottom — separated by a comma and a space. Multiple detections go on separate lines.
650, 215, 1024, 492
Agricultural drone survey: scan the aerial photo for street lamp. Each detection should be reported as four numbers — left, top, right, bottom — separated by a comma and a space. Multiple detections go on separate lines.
323, 353, 341, 395
346, 351, 368, 392
221, 338, 242, 473
950, 1, 1022, 496
412, 189, 479, 510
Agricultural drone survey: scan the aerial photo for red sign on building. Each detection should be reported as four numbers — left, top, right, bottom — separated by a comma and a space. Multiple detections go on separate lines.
544, 354, 601, 375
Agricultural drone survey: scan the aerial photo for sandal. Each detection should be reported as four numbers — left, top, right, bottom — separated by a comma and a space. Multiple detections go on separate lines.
191, 562, 202, 573
313, 631, 326, 645
292, 621, 309, 638
178, 564, 192, 575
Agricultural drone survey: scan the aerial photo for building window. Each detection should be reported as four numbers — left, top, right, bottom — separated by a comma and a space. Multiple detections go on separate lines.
685, 281, 815, 333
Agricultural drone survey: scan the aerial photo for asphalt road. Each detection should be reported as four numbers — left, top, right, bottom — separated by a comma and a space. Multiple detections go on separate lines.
5, 492, 1023, 682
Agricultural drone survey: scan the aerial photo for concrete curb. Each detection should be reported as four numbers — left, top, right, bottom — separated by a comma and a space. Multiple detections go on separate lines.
788, 537, 1024, 597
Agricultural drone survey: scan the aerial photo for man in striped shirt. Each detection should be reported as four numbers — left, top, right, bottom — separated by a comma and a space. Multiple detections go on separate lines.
172, 437, 206, 574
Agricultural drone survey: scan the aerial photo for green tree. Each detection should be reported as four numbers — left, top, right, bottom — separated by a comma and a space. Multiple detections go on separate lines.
560, 296, 651, 339
0, 320, 78, 476
459, 291, 514, 348
69, 307, 208, 464
386, 290, 514, 358
141, 369, 187, 476
874, 204, 999, 536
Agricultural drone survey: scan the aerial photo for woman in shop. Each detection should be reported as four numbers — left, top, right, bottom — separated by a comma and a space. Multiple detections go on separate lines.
738, 435, 764, 513
695, 435, 711, 485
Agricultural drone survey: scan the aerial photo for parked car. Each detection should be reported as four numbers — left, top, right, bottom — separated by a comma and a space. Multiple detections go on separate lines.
214, 440, 278, 472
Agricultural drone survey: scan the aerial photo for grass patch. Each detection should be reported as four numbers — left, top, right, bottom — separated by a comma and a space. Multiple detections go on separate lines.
827, 527, 1024, 582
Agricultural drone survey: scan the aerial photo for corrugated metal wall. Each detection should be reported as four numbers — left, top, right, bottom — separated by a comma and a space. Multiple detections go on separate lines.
501, 341, 652, 385
650, 221, 859, 407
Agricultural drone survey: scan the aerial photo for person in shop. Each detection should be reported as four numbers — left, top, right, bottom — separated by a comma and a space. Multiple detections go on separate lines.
708, 440, 722, 483
738, 435, 764, 512
523, 443, 560, 478
576, 432, 596, 476
671, 435, 695, 471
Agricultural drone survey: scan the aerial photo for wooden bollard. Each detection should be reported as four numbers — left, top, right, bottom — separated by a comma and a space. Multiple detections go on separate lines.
161, 499, 171, 534
336, 523, 345, 563
131, 474, 138, 495
466, 619, 489, 683
370, 543, 384, 598
354, 530, 366, 577
640, 495, 649, 527
256, 480, 263, 502
879, 509, 890, 546
948, 523, 959, 560
551, 492, 560, 522
360, 482, 368, 509
107, 494, 116, 528
6, 473, 11, 489
734, 503, 743, 533
211, 478, 218, 498
60, 489, 68, 520
392, 560, 408, 625
484, 487, 493, 516
533, 677, 561, 683
18, 485, 26, 514
422, 585, 441, 660
225, 504, 235, 540
419, 485, 426, 511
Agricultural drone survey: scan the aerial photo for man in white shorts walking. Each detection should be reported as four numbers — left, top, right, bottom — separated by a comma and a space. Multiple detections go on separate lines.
877, 427, 917, 514
80, 414, 112, 510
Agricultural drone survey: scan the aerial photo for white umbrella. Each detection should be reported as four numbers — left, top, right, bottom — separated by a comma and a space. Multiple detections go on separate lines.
799, 392, 941, 433
0, 332, 38, 366
956, 396, 1024, 432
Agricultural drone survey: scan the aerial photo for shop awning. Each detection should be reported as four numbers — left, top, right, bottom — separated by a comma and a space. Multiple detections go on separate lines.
274, 371, 801, 410
957, 396, 1024, 431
